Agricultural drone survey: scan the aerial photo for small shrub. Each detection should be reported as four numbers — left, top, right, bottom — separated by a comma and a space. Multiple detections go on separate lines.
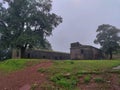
94, 77, 105, 83
76, 72, 83, 78
51, 73, 78, 89
77, 74, 83, 78
51, 74, 63, 82
31, 84, 38, 90
38, 68, 46, 73
70, 61, 74, 64
84, 75, 91, 83
57, 78, 71, 87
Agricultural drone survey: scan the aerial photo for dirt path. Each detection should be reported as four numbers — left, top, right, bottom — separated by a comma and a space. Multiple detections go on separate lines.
0, 61, 120, 90
0, 61, 52, 90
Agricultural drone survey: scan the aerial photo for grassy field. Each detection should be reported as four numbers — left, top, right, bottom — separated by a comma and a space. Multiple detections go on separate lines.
1, 59, 120, 73
38, 60, 120, 90
0, 59, 120, 90
45, 60, 120, 73
0, 59, 41, 73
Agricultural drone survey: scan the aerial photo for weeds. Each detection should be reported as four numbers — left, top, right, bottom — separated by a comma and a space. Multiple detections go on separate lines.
50, 73, 78, 89
38, 68, 47, 73
94, 77, 105, 83
84, 75, 91, 83
31, 84, 38, 90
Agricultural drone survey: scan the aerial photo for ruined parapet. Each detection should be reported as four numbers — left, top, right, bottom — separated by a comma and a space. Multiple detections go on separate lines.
70, 42, 84, 60
71, 42, 82, 48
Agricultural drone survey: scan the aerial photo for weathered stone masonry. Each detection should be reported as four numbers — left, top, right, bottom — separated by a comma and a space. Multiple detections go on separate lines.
12, 42, 105, 60
24, 50, 70, 60
70, 42, 104, 60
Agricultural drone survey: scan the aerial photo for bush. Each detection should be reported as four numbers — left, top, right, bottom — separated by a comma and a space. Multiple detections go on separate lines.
70, 61, 74, 64
30, 84, 38, 90
84, 75, 91, 83
51, 73, 78, 89
38, 68, 46, 73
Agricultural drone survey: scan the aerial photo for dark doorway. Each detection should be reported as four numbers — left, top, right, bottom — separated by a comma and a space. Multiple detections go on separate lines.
43, 56, 46, 59
55, 57, 58, 60
81, 49, 84, 54
27, 53, 30, 58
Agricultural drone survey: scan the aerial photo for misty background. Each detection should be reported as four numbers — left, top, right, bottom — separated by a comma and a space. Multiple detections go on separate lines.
48, 0, 120, 53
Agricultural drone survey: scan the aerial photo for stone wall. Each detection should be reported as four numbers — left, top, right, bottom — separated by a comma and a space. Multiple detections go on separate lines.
12, 48, 21, 59
70, 42, 104, 60
12, 42, 105, 60
24, 50, 70, 60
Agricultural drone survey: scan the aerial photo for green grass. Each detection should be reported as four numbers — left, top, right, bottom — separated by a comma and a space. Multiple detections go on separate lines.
38, 60, 120, 89
0, 59, 41, 73
1, 59, 120, 74
47, 60, 120, 74
1, 59, 120, 89
84, 75, 91, 83
50, 73, 78, 89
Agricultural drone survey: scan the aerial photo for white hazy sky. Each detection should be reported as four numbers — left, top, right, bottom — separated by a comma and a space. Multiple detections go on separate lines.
48, 0, 120, 52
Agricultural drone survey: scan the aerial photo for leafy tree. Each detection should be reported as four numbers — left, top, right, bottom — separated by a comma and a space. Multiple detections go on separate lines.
94, 24, 120, 59
0, 48, 11, 60
0, 0, 62, 58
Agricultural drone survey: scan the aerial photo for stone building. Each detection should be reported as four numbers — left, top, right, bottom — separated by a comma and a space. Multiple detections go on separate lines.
12, 42, 105, 60
70, 42, 104, 60
23, 50, 70, 60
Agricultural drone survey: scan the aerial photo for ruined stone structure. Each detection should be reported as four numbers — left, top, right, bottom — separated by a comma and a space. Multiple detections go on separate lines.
12, 42, 105, 60
70, 42, 104, 60
23, 50, 70, 60
12, 48, 21, 59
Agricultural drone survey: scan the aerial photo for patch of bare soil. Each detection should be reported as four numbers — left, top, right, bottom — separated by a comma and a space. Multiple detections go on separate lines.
0, 60, 52, 90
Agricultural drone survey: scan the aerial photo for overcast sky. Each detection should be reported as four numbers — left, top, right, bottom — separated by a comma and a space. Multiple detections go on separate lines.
0, 0, 120, 53
47, 0, 120, 53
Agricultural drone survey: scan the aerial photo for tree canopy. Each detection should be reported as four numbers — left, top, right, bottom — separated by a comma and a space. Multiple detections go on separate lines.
0, 0, 62, 58
94, 24, 120, 59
